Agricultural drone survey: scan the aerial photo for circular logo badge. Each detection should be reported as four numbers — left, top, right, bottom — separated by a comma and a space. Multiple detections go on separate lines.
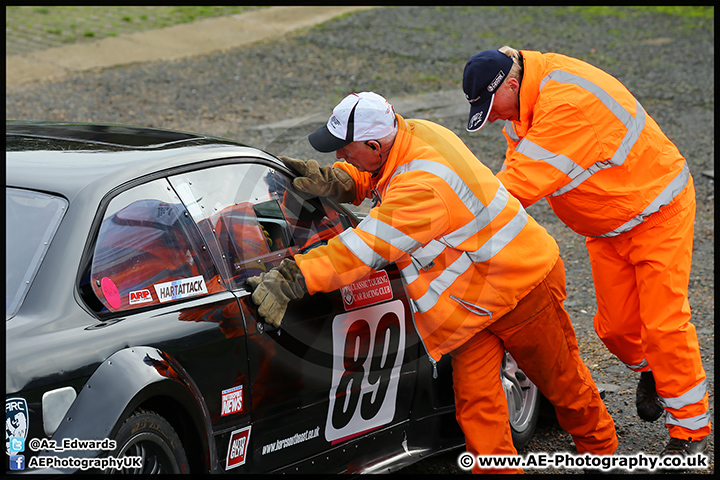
101, 277, 121, 309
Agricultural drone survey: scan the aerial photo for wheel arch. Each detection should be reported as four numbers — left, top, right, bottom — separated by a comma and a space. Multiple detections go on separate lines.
48, 346, 216, 473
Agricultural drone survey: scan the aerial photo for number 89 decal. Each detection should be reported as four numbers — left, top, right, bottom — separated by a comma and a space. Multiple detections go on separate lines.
325, 300, 406, 442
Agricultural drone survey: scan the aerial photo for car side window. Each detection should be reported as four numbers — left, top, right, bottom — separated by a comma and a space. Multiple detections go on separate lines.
168, 161, 350, 290
89, 179, 222, 312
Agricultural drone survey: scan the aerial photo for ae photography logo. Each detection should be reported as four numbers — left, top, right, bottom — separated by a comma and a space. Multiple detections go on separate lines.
457, 451, 709, 472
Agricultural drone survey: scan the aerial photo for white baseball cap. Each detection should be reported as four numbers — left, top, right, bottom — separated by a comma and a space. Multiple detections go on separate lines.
309, 92, 395, 152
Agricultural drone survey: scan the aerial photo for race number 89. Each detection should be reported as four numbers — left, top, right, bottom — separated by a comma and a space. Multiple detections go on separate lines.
325, 300, 406, 442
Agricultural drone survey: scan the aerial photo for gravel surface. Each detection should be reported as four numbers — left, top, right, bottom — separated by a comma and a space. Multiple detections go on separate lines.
6, 6, 714, 475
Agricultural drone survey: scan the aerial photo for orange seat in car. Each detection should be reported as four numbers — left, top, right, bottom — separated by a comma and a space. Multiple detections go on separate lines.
211, 202, 272, 280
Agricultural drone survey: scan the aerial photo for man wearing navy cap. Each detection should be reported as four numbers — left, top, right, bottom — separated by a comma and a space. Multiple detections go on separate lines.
462, 47, 708, 458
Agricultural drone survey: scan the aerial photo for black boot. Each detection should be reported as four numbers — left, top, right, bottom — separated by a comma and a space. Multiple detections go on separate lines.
636, 371, 663, 422
661, 436, 708, 456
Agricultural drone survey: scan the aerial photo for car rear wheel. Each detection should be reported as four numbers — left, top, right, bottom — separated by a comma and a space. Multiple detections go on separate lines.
502, 351, 541, 451
106, 409, 189, 474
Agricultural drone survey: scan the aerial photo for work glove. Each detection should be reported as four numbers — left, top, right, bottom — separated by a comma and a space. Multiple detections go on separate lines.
279, 155, 356, 204
246, 258, 306, 327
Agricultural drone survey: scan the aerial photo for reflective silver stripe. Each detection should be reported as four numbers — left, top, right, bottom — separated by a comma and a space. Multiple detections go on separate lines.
389, 159, 511, 248
337, 228, 389, 270
379, 158, 526, 314
411, 239, 446, 269
443, 183, 511, 247
400, 261, 421, 285
658, 379, 708, 410
516, 139, 585, 186
413, 252, 473, 313
665, 410, 711, 431
549, 98, 646, 197
411, 208, 527, 314
388, 159, 479, 211
355, 215, 422, 254
468, 207, 527, 263
516, 70, 646, 197
504, 120, 520, 142
594, 162, 690, 238
539, 71, 646, 156
624, 359, 649, 370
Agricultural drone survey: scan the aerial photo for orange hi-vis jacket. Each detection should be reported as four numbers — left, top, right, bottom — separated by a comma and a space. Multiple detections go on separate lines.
295, 114, 559, 362
496, 50, 691, 238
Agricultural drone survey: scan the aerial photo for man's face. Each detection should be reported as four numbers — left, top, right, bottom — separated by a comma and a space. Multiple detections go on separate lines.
488, 77, 520, 124
336, 141, 384, 174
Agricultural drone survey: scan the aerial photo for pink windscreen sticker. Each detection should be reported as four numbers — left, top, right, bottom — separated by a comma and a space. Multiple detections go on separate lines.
101, 277, 121, 309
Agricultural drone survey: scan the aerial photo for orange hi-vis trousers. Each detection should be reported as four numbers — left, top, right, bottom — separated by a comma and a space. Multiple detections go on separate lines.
588, 181, 710, 441
451, 258, 617, 474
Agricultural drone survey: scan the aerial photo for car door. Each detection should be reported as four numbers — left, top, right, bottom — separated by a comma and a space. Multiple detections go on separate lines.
168, 159, 421, 473
85, 177, 254, 470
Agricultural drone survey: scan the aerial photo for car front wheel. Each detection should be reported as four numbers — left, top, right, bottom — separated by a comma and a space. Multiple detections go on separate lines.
106, 409, 189, 474
502, 351, 541, 451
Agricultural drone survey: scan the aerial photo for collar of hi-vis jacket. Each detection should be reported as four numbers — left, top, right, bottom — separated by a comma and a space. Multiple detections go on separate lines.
512, 50, 547, 138
372, 113, 415, 199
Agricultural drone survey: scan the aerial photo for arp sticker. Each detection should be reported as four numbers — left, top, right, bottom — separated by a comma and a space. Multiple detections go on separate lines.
226, 426, 251, 470
129, 288, 153, 305
6, 397, 29, 455
325, 300, 405, 443
341, 270, 393, 311
221, 385, 243, 416
153, 275, 207, 303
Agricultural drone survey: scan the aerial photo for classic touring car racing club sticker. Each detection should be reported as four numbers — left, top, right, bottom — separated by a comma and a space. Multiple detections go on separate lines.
153, 275, 207, 303
341, 270, 393, 311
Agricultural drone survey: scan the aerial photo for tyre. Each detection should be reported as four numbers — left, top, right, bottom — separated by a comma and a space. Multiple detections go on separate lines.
106, 409, 189, 474
501, 351, 541, 451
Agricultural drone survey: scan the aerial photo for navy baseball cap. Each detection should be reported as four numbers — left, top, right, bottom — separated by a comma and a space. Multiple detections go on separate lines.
463, 49, 514, 132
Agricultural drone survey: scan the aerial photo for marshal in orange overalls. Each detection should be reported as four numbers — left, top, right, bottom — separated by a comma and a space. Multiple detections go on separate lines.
494, 50, 709, 442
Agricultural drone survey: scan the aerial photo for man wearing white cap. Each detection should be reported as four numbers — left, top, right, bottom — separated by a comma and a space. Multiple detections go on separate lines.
462, 47, 709, 457
247, 91, 617, 473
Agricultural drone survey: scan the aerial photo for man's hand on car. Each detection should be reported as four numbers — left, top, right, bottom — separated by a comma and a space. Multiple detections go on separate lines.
247, 258, 306, 327
279, 156, 356, 203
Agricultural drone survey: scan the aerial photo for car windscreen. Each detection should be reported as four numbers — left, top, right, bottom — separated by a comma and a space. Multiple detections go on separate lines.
5, 188, 67, 320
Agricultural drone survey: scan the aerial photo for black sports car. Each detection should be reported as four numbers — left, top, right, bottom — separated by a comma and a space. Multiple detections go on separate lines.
5, 121, 540, 474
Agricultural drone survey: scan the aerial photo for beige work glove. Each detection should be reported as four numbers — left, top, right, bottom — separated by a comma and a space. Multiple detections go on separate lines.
279, 156, 356, 204
246, 258, 306, 327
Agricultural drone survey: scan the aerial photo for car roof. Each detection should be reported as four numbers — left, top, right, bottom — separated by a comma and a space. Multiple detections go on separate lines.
6, 121, 278, 200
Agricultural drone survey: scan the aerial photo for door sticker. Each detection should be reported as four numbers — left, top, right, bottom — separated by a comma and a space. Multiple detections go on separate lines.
129, 288, 153, 305
153, 275, 208, 303
325, 300, 405, 443
221, 385, 244, 416
6, 397, 29, 456
341, 270, 393, 311
226, 426, 251, 470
